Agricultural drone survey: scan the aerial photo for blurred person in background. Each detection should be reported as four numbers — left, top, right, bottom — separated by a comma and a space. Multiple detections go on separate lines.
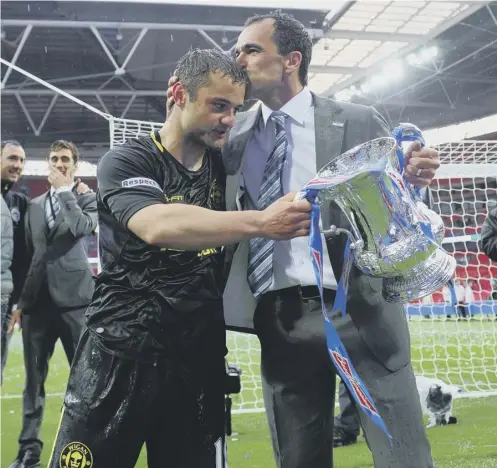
333, 380, 361, 448
1, 194, 14, 385
8, 140, 96, 468
1, 140, 29, 381
481, 200, 497, 262
454, 279, 468, 319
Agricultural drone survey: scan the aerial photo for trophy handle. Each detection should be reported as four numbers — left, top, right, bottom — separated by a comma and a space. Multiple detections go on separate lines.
321, 225, 364, 251
392, 122, 425, 169
392, 123, 426, 199
293, 192, 362, 247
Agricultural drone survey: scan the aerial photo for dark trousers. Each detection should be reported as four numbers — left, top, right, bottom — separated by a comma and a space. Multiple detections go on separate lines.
254, 288, 337, 468
18, 291, 85, 458
457, 302, 470, 318
48, 330, 227, 468
1, 297, 13, 384
254, 286, 434, 468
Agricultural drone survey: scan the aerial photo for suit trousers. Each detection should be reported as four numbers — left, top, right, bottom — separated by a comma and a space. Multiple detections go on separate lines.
253, 287, 434, 468
18, 288, 86, 458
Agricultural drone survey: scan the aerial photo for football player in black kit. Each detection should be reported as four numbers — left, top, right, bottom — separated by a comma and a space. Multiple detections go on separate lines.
48, 49, 311, 468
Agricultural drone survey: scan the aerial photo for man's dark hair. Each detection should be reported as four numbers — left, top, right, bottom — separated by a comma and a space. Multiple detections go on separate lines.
176, 48, 249, 100
49, 139, 79, 165
244, 10, 313, 86
1, 140, 23, 152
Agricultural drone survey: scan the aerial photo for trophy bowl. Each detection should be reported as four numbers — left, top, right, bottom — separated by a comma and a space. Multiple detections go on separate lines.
313, 137, 456, 303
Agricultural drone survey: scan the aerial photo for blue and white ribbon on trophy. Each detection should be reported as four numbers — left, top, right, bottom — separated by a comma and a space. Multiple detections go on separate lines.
298, 123, 454, 442
392, 123, 436, 243
392, 124, 458, 312
301, 183, 392, 442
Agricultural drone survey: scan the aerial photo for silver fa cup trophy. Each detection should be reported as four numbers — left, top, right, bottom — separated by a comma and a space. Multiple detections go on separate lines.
314, 124, 456, 303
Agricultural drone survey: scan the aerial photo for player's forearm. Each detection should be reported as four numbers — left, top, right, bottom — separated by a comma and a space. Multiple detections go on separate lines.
135, 204, 264, 249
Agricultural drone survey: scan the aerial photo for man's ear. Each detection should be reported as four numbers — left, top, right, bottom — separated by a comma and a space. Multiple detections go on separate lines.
285, 51, 302, 76
171, 82, 187, 108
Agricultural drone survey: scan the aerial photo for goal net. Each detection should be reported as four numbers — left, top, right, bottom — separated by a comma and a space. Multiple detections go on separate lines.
111, 119, 497, 411
408, 141, 497, 398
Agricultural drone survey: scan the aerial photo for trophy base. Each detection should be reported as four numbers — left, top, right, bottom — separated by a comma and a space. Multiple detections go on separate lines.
382, 248, 457, 303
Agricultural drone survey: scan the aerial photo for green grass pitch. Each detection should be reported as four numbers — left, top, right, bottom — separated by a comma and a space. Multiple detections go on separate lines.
2, 321, 497, 467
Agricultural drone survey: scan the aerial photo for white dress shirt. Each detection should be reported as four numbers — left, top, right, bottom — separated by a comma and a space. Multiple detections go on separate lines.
243, 87, 338, 291
45, 183, 74, 225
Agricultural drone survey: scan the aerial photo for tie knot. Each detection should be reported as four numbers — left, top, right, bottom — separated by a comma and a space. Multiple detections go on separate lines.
270, 112, 287, 126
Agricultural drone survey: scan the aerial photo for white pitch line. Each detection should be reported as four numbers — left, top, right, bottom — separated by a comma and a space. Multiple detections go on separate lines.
1, 392, 65, 400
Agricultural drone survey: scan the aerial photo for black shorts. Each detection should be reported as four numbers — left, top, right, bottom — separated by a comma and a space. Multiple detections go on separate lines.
48, 330, 227, 468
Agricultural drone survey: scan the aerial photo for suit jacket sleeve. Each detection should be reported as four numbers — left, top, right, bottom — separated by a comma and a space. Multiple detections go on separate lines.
1, 197, 14, 297
481, 205, 497, 262
368, 106, 391, 140
10, 193, 30, 304
57, 190, 97, 239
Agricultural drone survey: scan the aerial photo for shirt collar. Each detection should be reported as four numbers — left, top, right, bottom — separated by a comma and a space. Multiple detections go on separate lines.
261, 87, 313, 126
1, 180, 14, 194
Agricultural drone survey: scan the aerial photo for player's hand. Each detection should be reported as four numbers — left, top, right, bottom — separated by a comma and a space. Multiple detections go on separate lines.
404, 142, 440, 188
75, 179, 93, 194
8, 309, 22, 333
166, 71, 179, 118
48, 167, 73, 189
259, 192, 311, 240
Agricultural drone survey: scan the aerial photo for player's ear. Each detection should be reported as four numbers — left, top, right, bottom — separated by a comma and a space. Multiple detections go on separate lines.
171, 82, 187, 109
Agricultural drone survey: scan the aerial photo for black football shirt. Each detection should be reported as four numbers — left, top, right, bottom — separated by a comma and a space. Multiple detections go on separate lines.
87, 131, 227, 362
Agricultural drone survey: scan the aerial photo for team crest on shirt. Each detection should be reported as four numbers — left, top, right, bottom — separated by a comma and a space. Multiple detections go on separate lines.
59, 442, 93, 468
209, 180, 223, 208
10, 207, 20, 223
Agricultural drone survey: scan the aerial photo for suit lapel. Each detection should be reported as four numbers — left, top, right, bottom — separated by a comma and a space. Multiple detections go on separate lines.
49, 209, 64, 238
224, 105, 262, 211
225, 172, 241, 212
32, 192, 50, 239
223, 106, 262, 277
314, 95, 344, 173
313, 94, 346, 231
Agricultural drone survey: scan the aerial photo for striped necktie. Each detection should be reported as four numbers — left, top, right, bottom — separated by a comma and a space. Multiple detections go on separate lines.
247, 112, 288, 297
47, 191, 60, 229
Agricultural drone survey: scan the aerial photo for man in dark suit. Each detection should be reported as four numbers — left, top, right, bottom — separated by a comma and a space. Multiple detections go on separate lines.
221, 11, 441, 468
8, 140, 97, 468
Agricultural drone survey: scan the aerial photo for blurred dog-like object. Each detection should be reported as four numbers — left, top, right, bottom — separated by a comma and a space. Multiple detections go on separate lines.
416, 376, 462, 428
